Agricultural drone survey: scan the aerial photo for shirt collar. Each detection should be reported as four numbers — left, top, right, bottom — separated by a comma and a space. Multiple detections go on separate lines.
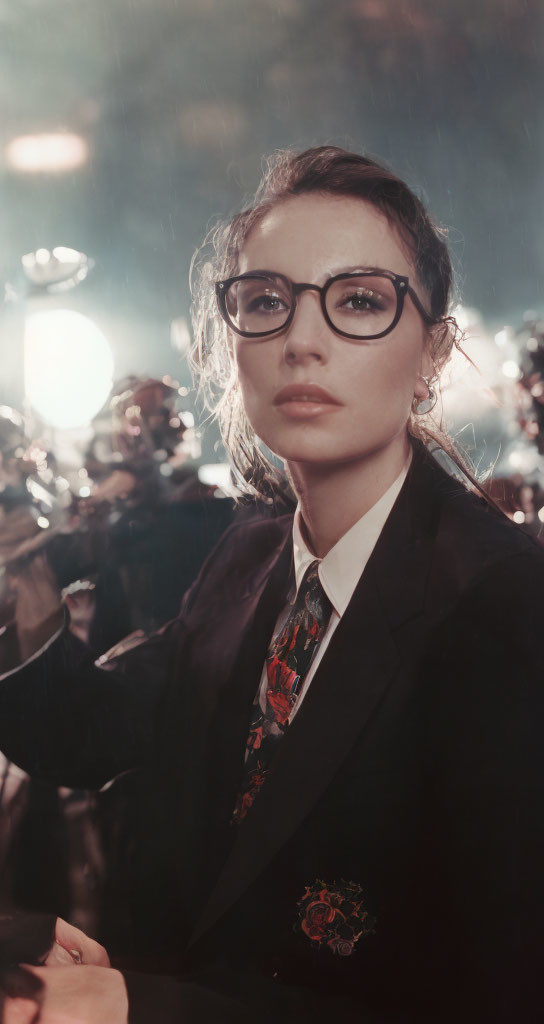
292, 452, 412, 618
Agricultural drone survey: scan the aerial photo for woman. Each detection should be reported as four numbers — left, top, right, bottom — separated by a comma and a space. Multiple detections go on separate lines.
1, 146, 544, 1023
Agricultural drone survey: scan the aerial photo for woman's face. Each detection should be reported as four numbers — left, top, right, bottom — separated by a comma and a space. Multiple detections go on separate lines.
233, 193, 433, 471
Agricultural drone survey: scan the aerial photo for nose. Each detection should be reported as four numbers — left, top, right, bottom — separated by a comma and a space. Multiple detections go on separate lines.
282, 289, 329, 366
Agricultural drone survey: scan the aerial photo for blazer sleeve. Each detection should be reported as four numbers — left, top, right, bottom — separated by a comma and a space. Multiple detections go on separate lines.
0, 614, 183, 790
425, 548, 544, 1022
0, 517, 243, 791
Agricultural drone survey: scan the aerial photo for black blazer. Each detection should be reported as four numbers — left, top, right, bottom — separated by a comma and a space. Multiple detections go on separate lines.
1, 442, 543, 1023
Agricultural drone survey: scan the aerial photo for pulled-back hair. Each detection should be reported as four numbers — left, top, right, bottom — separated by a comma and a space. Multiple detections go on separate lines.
190, 145, 470, 500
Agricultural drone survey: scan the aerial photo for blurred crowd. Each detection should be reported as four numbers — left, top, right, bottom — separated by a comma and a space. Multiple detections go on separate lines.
0, 375, 242, 948
485, 313, 544, 537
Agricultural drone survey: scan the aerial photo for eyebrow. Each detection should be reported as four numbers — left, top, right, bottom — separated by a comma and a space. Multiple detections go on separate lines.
239, 265, 392, 280
325, 265, 389, 278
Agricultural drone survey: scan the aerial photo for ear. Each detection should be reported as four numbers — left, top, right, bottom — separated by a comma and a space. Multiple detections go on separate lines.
426, 319, 457, 376
422, 329, 438, 370
413, 374, 430, 401
413, 339, 435, 399
420, 314, 453, 379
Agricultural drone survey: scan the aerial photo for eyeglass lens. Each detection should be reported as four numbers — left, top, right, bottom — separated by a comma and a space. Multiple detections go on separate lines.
225, 274, 399, 338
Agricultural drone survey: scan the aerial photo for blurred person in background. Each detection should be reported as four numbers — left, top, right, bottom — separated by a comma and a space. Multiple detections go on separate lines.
0, 146, 543, 1023
0, 382, 235, 958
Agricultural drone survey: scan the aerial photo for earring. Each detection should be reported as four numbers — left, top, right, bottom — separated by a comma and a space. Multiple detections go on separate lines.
413, 376, 437, 415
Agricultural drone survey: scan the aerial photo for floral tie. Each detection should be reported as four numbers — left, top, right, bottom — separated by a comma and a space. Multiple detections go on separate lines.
232, 560, 332, 824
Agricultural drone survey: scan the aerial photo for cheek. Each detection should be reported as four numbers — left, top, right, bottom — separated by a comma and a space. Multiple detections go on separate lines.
351, 339, 421, 409
234, 343, 273, 415
234, 345, 255, 395
385, 353, 421, 404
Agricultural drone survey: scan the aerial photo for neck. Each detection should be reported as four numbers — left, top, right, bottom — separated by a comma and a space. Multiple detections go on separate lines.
288, 432, 411, 559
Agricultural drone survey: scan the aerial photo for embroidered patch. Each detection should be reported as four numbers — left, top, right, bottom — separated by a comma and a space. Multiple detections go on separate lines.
295, 879, 375, 956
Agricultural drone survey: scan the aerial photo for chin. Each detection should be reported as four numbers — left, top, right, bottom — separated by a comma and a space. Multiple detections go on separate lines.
269, 440, 370, 468
266, 428, 409, 471
262, 434, 337, 465
258, 421, 342, 459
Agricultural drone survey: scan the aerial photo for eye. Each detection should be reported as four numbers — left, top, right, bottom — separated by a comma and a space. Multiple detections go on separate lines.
245, 291, 289, 314
336, 287, 386, 313
230, 277, 292, 333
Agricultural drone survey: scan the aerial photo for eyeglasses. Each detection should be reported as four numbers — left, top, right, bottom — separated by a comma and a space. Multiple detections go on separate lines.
215, 269, 435, 342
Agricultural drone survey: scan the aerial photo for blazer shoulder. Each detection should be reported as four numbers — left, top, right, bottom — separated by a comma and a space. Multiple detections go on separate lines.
206, 510, 293, 566
181, 511, 293, 611
432, 472, 544, 603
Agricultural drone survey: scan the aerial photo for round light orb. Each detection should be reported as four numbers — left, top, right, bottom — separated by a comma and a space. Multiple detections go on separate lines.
502, 360, 521, 380
24, 309, 114, 429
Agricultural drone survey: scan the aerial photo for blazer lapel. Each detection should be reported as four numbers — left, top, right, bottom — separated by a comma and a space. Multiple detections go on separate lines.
155, 517, 294, 941
190, 446, 442, 946
203, 529, 294, 830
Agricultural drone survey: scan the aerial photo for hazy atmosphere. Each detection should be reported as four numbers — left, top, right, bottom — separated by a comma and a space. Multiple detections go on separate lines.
1, 0, 542, 436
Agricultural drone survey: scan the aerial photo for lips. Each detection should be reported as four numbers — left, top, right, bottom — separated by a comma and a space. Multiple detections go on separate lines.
273, 384, 341, 406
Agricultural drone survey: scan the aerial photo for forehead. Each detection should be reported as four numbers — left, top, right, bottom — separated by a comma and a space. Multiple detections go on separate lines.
238, 194, 415, 282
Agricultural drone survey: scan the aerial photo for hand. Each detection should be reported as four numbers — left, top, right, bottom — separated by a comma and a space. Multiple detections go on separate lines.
3, 965, 128, 1024
44, 918, 110, 968
63, 589, 96, 647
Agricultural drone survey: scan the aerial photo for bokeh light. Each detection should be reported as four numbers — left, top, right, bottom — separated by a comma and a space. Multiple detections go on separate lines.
24, 309, 114, 429
5, 133, 89, 173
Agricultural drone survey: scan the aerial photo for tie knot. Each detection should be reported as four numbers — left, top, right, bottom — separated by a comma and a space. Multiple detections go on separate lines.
300, 559, 320, 593
295, 559, 331, 629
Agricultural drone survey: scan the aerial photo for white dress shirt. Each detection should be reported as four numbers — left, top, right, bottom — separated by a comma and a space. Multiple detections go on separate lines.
255, 455, 412, 722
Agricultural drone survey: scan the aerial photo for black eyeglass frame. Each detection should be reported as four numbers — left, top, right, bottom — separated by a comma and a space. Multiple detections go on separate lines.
215, 269, 436, 342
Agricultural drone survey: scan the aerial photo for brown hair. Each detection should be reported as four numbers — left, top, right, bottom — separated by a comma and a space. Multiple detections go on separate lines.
190, 145, 476, 500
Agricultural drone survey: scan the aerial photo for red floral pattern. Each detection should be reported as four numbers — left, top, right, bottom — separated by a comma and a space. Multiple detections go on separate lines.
232, 561, 331, 824
246, 725, 264, 751
296, 880, 375, 955
234, 768, 269, 821
266, 667, 295, 726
